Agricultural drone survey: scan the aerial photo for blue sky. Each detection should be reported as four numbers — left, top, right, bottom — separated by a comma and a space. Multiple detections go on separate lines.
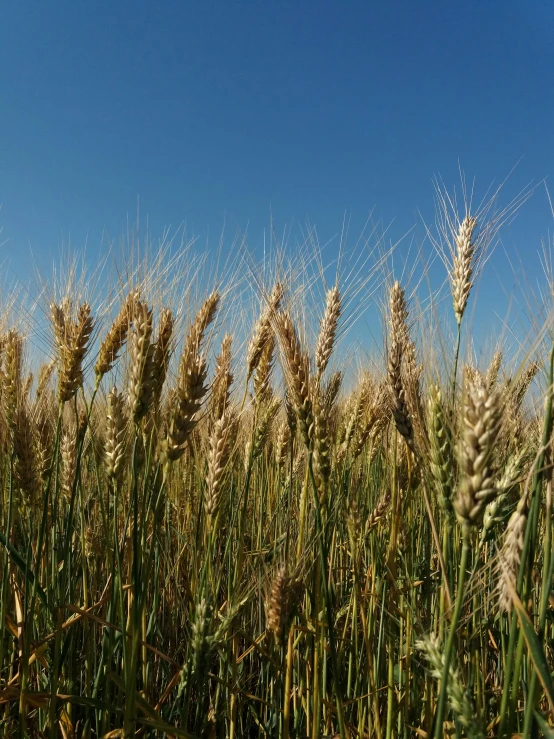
1, 1, 553, 351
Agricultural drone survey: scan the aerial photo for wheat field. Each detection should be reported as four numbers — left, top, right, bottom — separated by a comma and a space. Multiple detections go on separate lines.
0, 190, 553, 738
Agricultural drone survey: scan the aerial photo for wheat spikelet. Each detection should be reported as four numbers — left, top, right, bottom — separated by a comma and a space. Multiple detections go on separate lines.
463, 363, 485, 392
275, 420, 290, 470
402, 337, 426, 444
417, 635, 483, 738
151, 307, 174, 408
160, 295, 219, 464
246, 282, 283, 380
210, 334, 233, 421
512, 360, 539, 410
451, 214, 477, 324
276, 312, 313, 448
160, 296, 220, 464
387, 282, 415, 451
52, 301, 94, 403
184, 291, 220, 359
498, 496, 527, 613
322, 370, 342, 415
454, 382, 502, 526
480, 449, 525, 546
315, 286, 341, 377
389, 281, 409, 348
254, 332, 276, 407
351, 380, 387, 461
252, 397, 280, 459
161, 354, 208, 464
428, 384, 455, 515
1, 330, 23, 433
35, 360, 56, 402
105, 386, 126, 483
23, 373, 33, 401
190, 598, 213, 678
365, 489, 391, 534
94, 291, 137, 382
1, 336, 40, 507
128, 300, 155, 424
61, 424, 78, 500
284, 390, 297, 438
265, 565, 302, 644
388, 340, 415, 452
485, 350, 503, 391
13, 405, 40, 509
205, 410, 235, 528
338, 382, 368, 460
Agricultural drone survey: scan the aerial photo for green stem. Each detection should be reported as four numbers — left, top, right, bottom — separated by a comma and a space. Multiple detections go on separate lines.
434, 525, 470, 739
307, 453, 348, 739
451, 321, 462, 409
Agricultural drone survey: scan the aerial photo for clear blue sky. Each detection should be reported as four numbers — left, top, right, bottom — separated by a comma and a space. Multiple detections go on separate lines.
1, 0, 553, 344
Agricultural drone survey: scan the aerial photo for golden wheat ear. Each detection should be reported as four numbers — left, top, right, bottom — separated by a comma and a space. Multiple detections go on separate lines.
454, 381, 503, 526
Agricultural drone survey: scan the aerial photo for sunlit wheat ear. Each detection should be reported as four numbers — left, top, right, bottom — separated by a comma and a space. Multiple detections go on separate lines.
51, 300, 95, 403
511, 360, 540, 410
485, 350, 503, 391
265, 565, 302, 644
498, 496, 527, 614
275, 420, 290, 470
0, 333, 32, 502
351, 382, 388, 461
105, 386, 127, 484
128, 300, 155, 424
160, 354, 207, 464
402, 337, 426, 444
1, 333, 40, 507
428, 384, 455, 516
191, 598, 213, 679
1, 329, 23, 432
205, 409, 235, 530
451, 214, 477, 324
338, 381, 368, 461
481, 448, 526, 545
315, 286, 341, 378
365, 489, 391, 534
276, 312, 313, 449
388, 340, 415, 453
151, 307, 174, 408
13, 405, 39, 510
389, 281, 409, 348
36, 360, 56, 403
252, 397, 280, 460
322, 370, 342, 415
210, 334, 233, 422
254, 333, 276, 407
23, 373, 33, 401
184, 291, 220, 357
417, 636, 483, 738
160, 295, 219, 465
284, 390, 297, 439
454, 382, 502, 527
246, 281, 284, 381
94, 290, 137, 385
61, 424, 77, 500
387, 282, 415, 452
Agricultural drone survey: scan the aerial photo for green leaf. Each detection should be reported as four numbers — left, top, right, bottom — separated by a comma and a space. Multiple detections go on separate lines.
534, 711, 554, 737
0, 532, 50, 612
507, 574, 554, 715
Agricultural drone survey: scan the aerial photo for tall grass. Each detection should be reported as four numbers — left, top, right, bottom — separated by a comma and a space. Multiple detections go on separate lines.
0, 191, 553, 738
